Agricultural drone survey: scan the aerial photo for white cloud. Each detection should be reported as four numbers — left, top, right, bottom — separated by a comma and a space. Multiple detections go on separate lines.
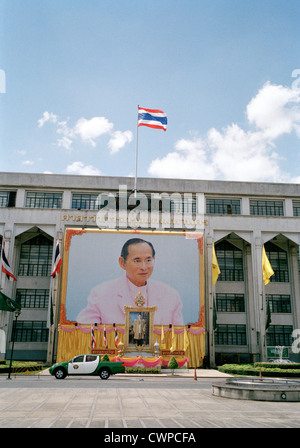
56, 120, 73, 137
290, 175, 300, 183
207, 125, 283, 182
38, 111, 58, 127
73, 116, 114, 146
149, 82, 300, 182
247, 82, 300, 139
108, 130, 133, 154
57, 136, 73, 150
22, 160, 34, 166
149, 137, 217, 179
38, 112, 132, 154
65, 161, 101, 176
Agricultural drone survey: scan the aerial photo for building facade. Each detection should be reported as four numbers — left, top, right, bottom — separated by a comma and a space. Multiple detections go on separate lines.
0, 171, 300, 366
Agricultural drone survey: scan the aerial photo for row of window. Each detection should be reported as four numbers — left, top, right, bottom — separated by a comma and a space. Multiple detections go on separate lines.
216, 294, 292, 313
14, 289, 291, 314
2, 190, 300, 217
0, 191, 197, 213
215, 240, 289, 283
215, 325, 293, 346
10, 320, 292, 346
4, 235, 291, 284
12, 321, 48, 342
206, 198, 299, 216
16, 289, 49, 308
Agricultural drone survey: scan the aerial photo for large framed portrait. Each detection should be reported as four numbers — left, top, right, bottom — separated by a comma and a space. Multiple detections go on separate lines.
60, 228, 204, 326
124, 306, 157, 353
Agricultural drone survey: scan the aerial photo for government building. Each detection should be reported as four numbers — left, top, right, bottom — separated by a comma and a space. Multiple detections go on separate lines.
1, 171, 300, 368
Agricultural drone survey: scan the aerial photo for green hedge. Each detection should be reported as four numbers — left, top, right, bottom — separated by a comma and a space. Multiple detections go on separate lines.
0, 361, 44, 374
254, 362, 300, 370
218, 363, 300, 378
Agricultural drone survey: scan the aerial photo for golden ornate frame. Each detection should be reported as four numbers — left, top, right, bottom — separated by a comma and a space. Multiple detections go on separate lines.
59, 229, 204, 328
124, 305, 157, 353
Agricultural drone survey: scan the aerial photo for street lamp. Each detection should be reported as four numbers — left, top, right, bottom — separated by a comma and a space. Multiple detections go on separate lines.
7, 309, 21, 380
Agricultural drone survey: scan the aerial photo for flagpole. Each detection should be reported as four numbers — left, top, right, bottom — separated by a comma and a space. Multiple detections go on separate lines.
261, 244, 274, 361
134, 105, 139, 198
0, 239, 3, 292
0, 239, 4, 334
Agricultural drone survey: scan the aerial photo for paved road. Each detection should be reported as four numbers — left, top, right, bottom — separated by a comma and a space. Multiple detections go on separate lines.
1, 372, 300, 429
0, 374, 213, 389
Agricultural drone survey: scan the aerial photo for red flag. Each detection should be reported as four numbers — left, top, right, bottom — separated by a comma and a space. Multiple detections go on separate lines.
91, 326, 96, 349
138, 107, 167, 131
103, 326, 107, 348
1, 240, 17, 281
51, 239, 62, 278
115, 328, 119, 348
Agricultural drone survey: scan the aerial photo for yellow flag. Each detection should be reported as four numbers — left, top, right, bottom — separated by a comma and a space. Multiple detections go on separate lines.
170, 326, 177, 352
212, 243, 221, 286
184, 326, 189, 352
262, 245, 274, 285
161, 326, 166, 348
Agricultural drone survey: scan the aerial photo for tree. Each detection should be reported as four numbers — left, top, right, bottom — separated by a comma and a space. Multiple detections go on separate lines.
168, 356, 178, 374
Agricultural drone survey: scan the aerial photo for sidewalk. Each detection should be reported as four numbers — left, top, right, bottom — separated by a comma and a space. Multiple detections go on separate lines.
38, 367, 231, 378
1, 370, 299, 429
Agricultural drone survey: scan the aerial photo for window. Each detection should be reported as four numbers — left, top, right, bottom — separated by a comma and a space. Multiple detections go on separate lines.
0, 191, 16, 207
206, 198, 241, 215
25, 192, 62, 208
169, 196, 197, 213
18, 235, 52, 277
216, 294, 245, 312
12, 321, 49, 342
16, 289, 49, 308
250, 200, 284, 216
293, 201, 300, 216
72, 192, 197, 213
72, 193, 101, 210
215, 325, 247, 345
266, 295, 291, 313
215, 240, 244, 281
266, 325, 293, 346
73, 355, 84, 362
265, 241, 289, 282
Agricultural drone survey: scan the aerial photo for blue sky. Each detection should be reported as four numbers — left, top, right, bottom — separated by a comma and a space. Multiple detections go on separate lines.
1, 0, 300, 183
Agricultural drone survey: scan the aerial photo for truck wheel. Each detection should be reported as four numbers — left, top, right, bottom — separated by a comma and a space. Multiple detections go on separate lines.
54, 368, 66, 379
99, 368, 110, 380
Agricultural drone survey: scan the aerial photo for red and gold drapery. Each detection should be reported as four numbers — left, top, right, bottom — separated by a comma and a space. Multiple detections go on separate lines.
56, 324, 205, 368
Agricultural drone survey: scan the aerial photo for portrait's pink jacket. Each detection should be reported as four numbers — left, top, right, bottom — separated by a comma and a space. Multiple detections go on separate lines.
76, 274, 183, 325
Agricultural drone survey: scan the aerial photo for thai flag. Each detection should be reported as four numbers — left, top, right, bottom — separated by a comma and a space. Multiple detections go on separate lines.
115, 328, 119, 348
1, 240, 17, 281
138, 107, 167, 131
103, 326, 108, 348
51, 239, 62, 278
91, 326, 96, 349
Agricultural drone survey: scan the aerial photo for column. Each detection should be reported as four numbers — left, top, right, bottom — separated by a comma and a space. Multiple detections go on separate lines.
47, 231, 63, 364
206, 234, 215, 368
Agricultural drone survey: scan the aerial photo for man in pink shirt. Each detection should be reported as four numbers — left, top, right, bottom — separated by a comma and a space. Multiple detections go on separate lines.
76, 238, 183, 325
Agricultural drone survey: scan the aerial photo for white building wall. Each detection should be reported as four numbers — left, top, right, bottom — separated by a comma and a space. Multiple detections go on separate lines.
0, 172, 300, 364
